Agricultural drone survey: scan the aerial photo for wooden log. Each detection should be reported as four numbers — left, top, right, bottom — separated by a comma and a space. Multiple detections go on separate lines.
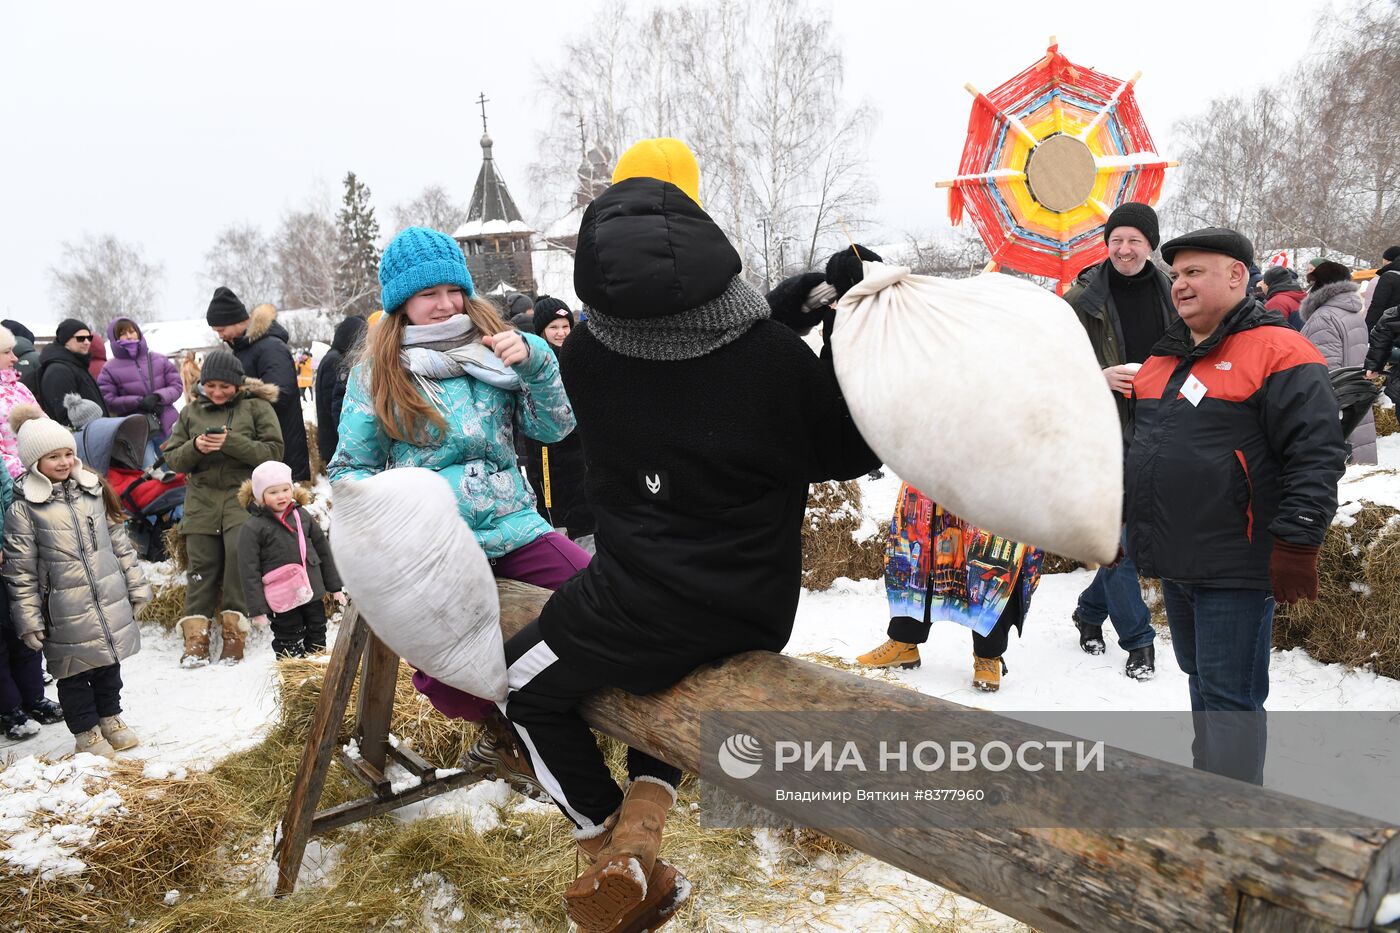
275, 605, 370, 895
495, 580, 1400, 932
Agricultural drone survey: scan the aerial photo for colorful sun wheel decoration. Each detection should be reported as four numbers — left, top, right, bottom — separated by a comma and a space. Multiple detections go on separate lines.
939, 39, 1176, 293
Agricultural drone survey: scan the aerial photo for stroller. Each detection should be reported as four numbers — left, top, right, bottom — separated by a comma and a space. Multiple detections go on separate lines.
74, 414, 187, 561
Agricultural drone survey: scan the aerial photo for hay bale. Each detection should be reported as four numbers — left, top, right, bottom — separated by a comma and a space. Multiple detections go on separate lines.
142, 583, 187, 630
305, 420, 326, 478
0, 759, 250, 932
1274, 501, 1400, 678
803, 480, 886, 591
1040, 552, 1085, 574
162, 525, 187, 572
1376, 403, 1398, 438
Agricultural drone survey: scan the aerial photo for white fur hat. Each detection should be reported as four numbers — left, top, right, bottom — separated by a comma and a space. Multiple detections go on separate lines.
9, 404, 75, 471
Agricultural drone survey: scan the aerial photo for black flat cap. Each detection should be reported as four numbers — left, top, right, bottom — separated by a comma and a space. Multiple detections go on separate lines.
1160, 227, 1255, 266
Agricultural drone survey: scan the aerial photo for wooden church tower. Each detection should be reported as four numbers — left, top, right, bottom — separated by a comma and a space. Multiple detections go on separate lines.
453, 93, 536, 296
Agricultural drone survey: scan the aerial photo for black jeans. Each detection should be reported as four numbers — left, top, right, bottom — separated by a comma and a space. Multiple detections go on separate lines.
501, 618, 682, 835
57, 663, 123, 734
0, 578, 45, 712
270, 599, 328, 657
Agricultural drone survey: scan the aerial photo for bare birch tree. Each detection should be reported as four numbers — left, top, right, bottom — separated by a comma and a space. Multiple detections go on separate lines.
391, 185, 469, 236
49, 234, 164, 330
202, 224, 279, 308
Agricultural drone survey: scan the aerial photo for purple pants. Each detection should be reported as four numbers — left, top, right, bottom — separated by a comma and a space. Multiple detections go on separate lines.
411, 532, 590, 721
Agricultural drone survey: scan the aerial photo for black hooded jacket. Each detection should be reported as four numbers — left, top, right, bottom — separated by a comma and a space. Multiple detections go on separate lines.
36, 342, 107, 427
1366, 261, 1400, 330
538, 177, 878, 694
1126, 298, 1347, 589
230, 305, 309, 480
314, 315, 367, 464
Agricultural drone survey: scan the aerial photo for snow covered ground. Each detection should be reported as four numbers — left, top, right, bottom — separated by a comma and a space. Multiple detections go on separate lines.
1, 433, 1397, 929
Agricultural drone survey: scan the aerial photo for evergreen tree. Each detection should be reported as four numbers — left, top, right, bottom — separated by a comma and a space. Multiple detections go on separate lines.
336, 171, 381, 314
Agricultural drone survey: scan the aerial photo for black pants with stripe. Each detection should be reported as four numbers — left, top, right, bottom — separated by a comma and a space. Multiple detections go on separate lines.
501, 617, 682, 835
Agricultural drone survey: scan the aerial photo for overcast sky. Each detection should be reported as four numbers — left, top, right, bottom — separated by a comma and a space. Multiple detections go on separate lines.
1, 0, 1321, 330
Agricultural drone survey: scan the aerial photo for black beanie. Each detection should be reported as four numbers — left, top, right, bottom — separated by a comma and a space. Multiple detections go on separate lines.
1103, 202, 1160, 250
532, 296, 573, 336
199, 349, 246, 386
1384, 245, 1400, 263
206, 286, 249, 327
54, 318, 92, 346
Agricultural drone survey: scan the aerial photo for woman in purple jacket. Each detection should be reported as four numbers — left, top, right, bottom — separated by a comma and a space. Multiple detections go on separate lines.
96, 317, 183, 465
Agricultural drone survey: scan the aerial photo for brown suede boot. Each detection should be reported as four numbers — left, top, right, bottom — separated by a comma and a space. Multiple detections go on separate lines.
572, 812, 690, 933
564, 778, 677, 931
177, 616, 210, 668
220, 611, 250, 662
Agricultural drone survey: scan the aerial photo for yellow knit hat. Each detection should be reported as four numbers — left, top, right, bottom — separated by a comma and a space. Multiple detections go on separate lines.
612, 138, 701, 206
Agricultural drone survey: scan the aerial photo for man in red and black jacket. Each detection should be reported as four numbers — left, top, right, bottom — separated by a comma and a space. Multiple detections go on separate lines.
1127, 226, 1347, 784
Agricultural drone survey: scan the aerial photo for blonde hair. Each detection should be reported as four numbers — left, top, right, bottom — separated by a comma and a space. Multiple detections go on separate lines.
363, 297, 508, 445
0, 325, 15, 356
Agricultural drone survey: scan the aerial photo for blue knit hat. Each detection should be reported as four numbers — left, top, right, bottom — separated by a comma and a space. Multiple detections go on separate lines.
378, 227, 475, 314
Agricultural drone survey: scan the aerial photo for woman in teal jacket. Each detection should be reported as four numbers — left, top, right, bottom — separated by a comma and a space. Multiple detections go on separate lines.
328, 227, 585, 723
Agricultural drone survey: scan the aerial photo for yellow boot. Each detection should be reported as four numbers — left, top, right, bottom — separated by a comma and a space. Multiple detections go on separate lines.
857, 638, 921, 670
973, 654, 1004, 692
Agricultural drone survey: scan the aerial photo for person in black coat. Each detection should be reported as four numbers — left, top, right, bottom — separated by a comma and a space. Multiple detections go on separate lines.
1365, 302, 1400, 406
1366, 245, 1400, 330
515, 297, 595, 543
206, 288, 310, 481
495, 143, 878, 929
36, 319, 108, 428
313, 315, 367, 467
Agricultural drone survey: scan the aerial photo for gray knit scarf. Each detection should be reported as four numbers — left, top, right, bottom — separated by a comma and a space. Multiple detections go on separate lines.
400, 314, 520, 391
584, 275, 771, 361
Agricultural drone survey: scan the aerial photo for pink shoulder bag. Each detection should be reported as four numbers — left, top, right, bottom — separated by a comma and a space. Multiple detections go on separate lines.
262, 510, 316, 613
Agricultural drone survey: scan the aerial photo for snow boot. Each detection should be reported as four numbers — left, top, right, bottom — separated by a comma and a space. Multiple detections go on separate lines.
1073, 612, 1106, 655
2, 706, 40, 741
178, 615, 211, 667
564, 778, 676, 931
25, 697, 64, 725
99, 715, 139, 751
570, 799, 689, 933
74, 726, 116, 759
1125, 644, 1156, 681
219, 611, 251, 663
856, 638, 921, 670
973, 654, 1006, 692
464, 713, 550, 803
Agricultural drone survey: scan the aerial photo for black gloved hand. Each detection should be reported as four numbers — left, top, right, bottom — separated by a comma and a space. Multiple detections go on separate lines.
824, 244, 884, 299
138, 393, 161, 413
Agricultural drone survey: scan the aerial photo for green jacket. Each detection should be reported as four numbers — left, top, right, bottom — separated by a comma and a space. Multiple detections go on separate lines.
1063, 259, 1174, 370
164, 379, 284, 535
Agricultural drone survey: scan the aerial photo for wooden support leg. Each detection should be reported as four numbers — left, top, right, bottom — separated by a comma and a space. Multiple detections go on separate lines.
274, 606, 371, 896
356, 632, 400, 773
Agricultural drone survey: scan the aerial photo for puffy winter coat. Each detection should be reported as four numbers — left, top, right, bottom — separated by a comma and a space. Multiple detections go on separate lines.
36, 343, 107, 428
97, 317, 183, 439
1300, 281, 1377, 464
2, 466, 152, 680
0, 368, 40, 480
1364, 303, 1400, 406
538, 177, 879, 694
314, 315, 367, 464
329, 330, 574, 559
163, 380, 284, 536
1127, 298, 1348, 589
1366, 263, 1400, 330
235, 482, 343, 618
229, 304, 309, 482
516, 341, 594, 539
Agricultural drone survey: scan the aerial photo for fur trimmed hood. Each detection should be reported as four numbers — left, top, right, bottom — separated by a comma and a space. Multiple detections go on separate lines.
237, 478, 311, 510
1301, 280, 1363, 321
21, 462, 102, 505
246, 303, 279, 344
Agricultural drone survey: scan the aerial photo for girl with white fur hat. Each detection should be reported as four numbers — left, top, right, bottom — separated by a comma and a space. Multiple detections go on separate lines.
1, 405, 152, 757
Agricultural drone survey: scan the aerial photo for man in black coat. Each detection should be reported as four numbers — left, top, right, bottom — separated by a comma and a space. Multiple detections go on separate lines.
496, 158, 878, 929
36, 318, 108, 427
313, 315, 367, 467
206, 287, 310, 481
1366, 244, 1400, 330
1128, 227, 1347, 784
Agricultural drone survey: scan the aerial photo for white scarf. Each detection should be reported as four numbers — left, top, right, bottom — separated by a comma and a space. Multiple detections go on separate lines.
400, 314, 521, 392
